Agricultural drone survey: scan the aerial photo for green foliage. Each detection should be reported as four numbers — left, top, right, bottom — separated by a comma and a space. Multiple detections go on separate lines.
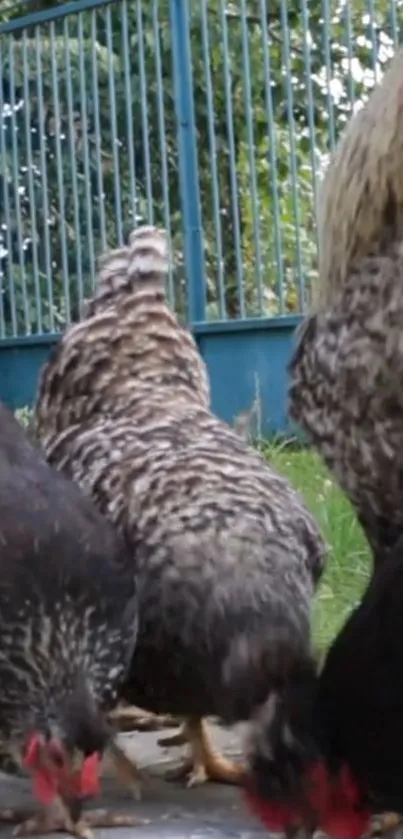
0, 0, 401, 334
15, 404, 32, 427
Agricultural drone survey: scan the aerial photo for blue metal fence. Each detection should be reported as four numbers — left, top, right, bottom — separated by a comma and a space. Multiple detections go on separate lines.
0, 0, 400, 432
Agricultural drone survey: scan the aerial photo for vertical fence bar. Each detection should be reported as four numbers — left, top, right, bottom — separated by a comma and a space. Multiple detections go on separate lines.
169, 0, 206, 324
389, 0, 399, 47
121, 0, 138, 226
35, 25, 54, 331
200, 0, 225, 320
136, 0, 153, 223
153, 0, 175, 308
9, 38, 29, 333
300, 0, 318, 223
0, 41, 17, 336
106, 3, 123, 243
90, 10, 107, 251
322, 0, 336, 151
239, 0, 263, 315
50, 21, 71, 324
77, 12, 96, 285
367, 0, 380, 82
0, 265, 5, 340
344, 1, 356, 107
220, 0, 244, 317
259, 0, 284, 314
64, 15, 84, 310
22, 30, 42, 334
279, 0, 304, 310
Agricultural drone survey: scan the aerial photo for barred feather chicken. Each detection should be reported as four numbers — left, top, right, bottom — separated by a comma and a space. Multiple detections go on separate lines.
0, 402, 139, 837
34, 225, 326, 789
288, 47, 403, 567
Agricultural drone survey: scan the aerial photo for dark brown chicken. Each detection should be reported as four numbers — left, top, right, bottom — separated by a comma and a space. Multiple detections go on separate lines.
288, 47, 403, 568
34, 225, 326, 789
0, 402, 139, 837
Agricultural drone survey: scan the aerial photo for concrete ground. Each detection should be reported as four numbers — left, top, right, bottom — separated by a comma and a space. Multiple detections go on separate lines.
0, 722, 267, 838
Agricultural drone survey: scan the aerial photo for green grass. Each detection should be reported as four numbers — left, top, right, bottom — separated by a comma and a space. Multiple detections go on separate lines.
261, 441, 371, 654
15, 406, 369, 656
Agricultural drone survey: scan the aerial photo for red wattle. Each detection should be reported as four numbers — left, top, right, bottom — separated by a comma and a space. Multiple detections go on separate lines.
23, 734, 41, 769
75, 753, 100, 798
33, 768, 58, 805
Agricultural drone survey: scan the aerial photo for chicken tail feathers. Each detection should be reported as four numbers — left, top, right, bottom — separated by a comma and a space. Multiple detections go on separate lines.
127, 225, 169, 293
85, 247, 129, 316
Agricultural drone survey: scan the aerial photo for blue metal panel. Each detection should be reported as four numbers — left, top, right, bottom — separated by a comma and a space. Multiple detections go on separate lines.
0, 334, 59, 410
0, 320, 301, 436
195, 318, 301, 436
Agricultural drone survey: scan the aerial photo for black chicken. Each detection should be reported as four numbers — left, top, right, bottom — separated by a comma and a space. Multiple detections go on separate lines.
0, 402, 139, 836
33, 224, 326, 790
288, 47, 403, 567
244, 536, 403, 839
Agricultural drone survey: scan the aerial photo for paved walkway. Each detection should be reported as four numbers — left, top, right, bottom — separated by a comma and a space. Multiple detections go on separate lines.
0, 722, 267, 838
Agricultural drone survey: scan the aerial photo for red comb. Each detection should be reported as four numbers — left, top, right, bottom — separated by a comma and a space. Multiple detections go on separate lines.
319, 764, 370, 839
23, 735, 100, 804
23, 735, 58, 805
23, 733, 41, 769
33, 768, 58, 805
244, 762, 371, 839
58, 752, 101, 800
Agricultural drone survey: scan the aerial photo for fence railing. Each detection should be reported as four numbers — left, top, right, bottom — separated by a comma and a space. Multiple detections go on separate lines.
0, 0, 401, 339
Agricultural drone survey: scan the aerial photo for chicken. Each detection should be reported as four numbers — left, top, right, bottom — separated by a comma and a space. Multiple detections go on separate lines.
244, 538, 403, 839
258, 47, 403, 837
288, 47, 403, 568
0, 402, 140, 836
33, 224, 326, 790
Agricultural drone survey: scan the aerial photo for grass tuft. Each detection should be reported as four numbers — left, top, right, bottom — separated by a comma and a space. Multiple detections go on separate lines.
261, 441, 370, 652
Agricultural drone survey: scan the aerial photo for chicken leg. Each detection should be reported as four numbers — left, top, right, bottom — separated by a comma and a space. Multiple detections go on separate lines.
161, 717, 246, 787
108, 704, 180, 733
107, 739, 150, 800
0, 798, 143, 838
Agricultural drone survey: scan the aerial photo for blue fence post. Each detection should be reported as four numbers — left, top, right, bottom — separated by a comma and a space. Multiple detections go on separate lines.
169, 0, 206, 324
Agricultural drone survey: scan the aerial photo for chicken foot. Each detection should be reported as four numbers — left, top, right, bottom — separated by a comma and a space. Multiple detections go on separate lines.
107, 739, 151, 801
368, 812, 403, 836
162, 717, 246, 787
0, 798, 143, 838
5, 743, 150, 835
108, 704, 180, 733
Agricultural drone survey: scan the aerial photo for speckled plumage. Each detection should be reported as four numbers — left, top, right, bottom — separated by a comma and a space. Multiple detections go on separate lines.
288, 49, 403, 565
0, 402, 137, 770
34, 225, 326, 726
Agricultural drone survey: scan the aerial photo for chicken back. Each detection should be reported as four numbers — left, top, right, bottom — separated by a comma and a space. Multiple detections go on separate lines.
288, 47, 403, 566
